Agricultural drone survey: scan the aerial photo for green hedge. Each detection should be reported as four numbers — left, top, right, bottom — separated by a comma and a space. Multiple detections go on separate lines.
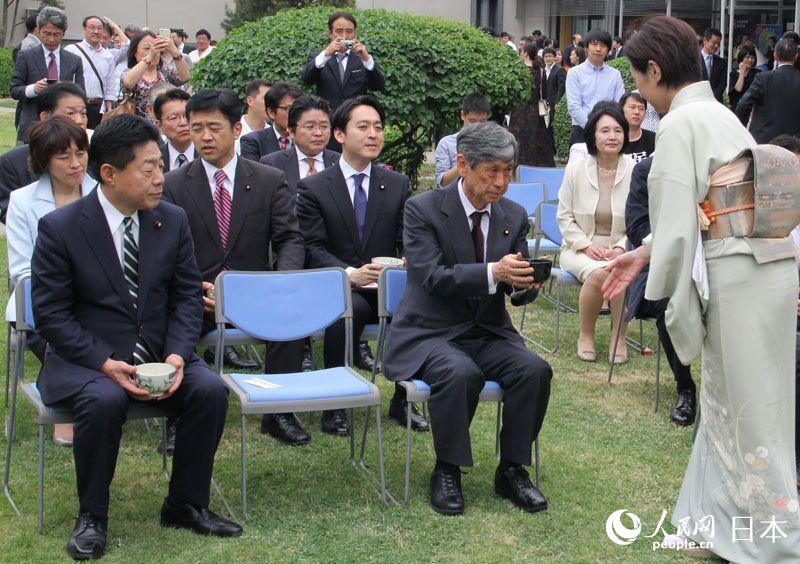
0, 47, 13, 98
193, 7, 531, 183
553, 57, 636, 160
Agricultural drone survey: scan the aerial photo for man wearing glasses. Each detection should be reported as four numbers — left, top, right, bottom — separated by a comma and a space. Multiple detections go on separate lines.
239, 81, 303, 162
154, 89, 196, 173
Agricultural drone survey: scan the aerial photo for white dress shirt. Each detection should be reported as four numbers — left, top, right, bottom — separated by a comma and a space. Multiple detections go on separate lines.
97, 184, 139, 270
457, 179, 498, 293
239, 115, 266, 138
297, 146, 324, 179
64, 40, 119, 109
167, 142, 195, 170
339, 156, 371, 205
201, 155, 238, 202
25, 46, 60, 98
314, 49, 375, 72
189, 46, 214, 64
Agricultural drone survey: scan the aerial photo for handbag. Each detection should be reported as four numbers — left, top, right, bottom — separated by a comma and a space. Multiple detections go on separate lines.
101, 91, 135, 122
537, 69, 551, 128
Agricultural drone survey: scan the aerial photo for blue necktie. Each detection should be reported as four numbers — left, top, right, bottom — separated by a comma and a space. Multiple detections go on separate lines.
353, 173, 367, 242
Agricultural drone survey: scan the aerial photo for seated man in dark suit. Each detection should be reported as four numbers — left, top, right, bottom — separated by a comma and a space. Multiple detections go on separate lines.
31, 115, 241, 560
383, 121, 552, 516
297, 95, 428, 435
163, 89, 308, 447
0, 82, 91, 223
9, 6, 84, 143
154, 89, 196, 172
624, 156, 696, 426
239, 81, 303, 162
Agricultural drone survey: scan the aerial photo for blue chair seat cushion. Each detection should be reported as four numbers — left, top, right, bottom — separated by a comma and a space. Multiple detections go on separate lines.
552, 268, 579, 283
406, 379, 501, 393
229, 367, 372, 403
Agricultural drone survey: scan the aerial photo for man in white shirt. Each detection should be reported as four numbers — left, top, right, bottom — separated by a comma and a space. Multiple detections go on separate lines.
234, 78, 270, 154
170, 29, 193, 55
154, 89, 195, 173
188, 29, 214, 64
434, 92, 489, 188
239, 81, 303, 161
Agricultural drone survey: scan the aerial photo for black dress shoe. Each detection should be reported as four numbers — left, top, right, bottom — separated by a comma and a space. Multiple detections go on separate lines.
160, 497, 243, 538
301, 342, 314, 372
66, 512, 107, 560
670, 388, 697, 427
430, 461, 464, 515
354, 342, 375, 371
494, 464, 547, 513
157, 417, 177, 455
320, 409, 350, 436
389, 393, 429, 432
204, 346, 261, 371
260, 413, 311, 446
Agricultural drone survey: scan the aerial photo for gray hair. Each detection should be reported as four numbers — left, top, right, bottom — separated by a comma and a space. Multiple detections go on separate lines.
124, 23, 140, 35
147, 82, 177, 107
36, 6, 67, 31
456, 121, 518, 167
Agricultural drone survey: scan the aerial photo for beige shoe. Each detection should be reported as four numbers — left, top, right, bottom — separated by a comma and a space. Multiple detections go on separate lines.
53, 423, 73, 447
577, 349, 596, 362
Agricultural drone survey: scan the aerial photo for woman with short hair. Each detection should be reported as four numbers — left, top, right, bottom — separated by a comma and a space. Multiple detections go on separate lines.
728, 44, 760, 111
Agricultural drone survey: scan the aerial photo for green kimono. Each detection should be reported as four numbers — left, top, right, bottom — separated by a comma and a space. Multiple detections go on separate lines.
647, 81, 800, 561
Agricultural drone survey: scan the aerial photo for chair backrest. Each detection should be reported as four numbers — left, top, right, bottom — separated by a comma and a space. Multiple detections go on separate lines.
377, 267, 407, 319
16, 274, 35, 332
538, 202, 563, 246
517, 166, 566, 200
215, 268, 350, 341
503, 182, 547, 218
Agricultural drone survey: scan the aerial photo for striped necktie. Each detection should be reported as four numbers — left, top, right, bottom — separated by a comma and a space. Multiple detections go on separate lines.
213, 169, 232, 249
122, 217, 153, 365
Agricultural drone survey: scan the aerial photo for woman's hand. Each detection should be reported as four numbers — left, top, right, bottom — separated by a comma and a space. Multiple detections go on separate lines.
738, 60, 750, 73
581, 244, 608, 261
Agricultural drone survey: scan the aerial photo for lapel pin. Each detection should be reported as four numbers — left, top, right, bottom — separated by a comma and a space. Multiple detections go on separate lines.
245, 184, 251, 191
503, 228, 510, 236
154, 220, 163, 230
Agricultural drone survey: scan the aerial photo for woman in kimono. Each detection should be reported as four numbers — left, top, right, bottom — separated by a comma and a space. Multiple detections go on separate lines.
603, 16, 800, 561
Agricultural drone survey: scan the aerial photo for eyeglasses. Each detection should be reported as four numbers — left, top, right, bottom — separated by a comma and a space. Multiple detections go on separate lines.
297, 123, 331, 133
163, 114, 188, 124
276, 105, 293, 112
85, 25, 104, 32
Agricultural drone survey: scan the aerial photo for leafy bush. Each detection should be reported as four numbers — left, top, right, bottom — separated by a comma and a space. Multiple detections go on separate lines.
193, 7, 532, 183
0, 47, 14, 98
553, 57, 636, 160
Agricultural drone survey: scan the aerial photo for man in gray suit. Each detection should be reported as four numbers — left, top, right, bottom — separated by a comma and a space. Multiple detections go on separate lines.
10, 7, 84, 143
383, 122, 552, 516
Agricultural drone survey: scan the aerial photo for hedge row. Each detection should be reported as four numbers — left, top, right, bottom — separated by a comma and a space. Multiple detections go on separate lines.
0, 47, 13, 98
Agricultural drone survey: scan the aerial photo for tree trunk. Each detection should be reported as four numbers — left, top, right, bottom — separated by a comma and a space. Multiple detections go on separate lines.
4, 0, 20, 48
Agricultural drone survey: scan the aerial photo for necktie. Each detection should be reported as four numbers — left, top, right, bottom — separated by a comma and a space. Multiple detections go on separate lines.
470, 211, 486, 263
304, 157, 317, 176
213, 169, 232, 249
176, 153, 188, 168
122, 217, 153, 365
47, 52, 58, 81
279, 136, 289, 151
705, 54, 713, 79
336, 52, 346, 82
353, 173, 367, 242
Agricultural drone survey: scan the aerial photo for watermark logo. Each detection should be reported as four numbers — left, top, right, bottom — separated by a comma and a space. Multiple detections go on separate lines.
605, 509, 642, 545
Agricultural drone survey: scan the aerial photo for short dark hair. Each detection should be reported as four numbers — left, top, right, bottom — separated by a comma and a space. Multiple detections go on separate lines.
461, 92, 490, 115
769, 134, 800, 153
88, 114, 161, 180
185, 89, 242, 126
584, 29, 612, 51
264, 81, 304, 111
153, 88, 190, 121
25, 9, 39, 33
82, 15, 102, 27
171, 28, 188, 40
328, 11, 356, 31
288, 95, 331, 131
332, 95, 385, 134
619, 91, 645, 109
625, 16, 702, 88
781, 31, 800, 44
572, 46, 587, 64
571, 33, 581, 42
37, 82, 88, 115
532, 30, 542, 37
196, 29, 211, 39
28, 116, 89, 176
613, 36, 622, 44
481, 27, 497, 38
736, 44, 757, 62
500, 31, 510, 38
703, 28, 722, 40
775, 38, 799, 63
584, 101, 629, 156
245, 79, 270, 99
127, 30, 156, 69
543, 47, 557, 57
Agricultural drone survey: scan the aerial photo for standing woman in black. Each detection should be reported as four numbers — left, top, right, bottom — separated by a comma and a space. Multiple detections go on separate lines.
509, 43, 555, 167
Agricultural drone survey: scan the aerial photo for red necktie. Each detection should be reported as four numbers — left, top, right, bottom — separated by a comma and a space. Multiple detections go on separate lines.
47, 52, 58, 81
304, 157, 317, 176
279, 136, 289, 151
213, 169, 231, 249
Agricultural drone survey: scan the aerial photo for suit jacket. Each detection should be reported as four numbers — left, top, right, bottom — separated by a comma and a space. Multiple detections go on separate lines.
162, 157, 305, 284
0, 144, 34, 223
300, 50, 385, 111
160, 142, 198, 173
239, 127, 282, 162
735, 64, 800, 144
544, 64, 566, 110
700, 51, 726, 103
10, 46, 85, 142
382, 182, 531, 381
296, 162, 410, 270
31, 189, 203, 404
260, 147, 340, 193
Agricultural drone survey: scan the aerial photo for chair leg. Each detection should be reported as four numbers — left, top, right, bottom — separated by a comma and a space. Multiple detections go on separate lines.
348, 408, 356, 462
404, 400, 413, 505
607, 305, 626, 385
422, 402, 428, 422
358, 406, 371, 464
654, 337, 662, 412
494, 402, 502, 459
161, 418, 168, 474
534, 438, 541, 489
3, 324, 11, 435
375, 404, 387, 506
519, 303, 528, 334
2, 372, 20, 516
553, 285, 562, 353
240, 414, 248, 519
38, 424, 44, 533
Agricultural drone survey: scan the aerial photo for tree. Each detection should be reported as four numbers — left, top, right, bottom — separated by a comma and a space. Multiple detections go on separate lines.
197, 7, 531, 183
222, 0, 353, 32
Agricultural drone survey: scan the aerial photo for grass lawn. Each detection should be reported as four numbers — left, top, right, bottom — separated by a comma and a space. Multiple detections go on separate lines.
0, 123, 697, 562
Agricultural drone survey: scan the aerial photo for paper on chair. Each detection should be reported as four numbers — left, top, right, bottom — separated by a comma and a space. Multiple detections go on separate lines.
243, 378, 283, 389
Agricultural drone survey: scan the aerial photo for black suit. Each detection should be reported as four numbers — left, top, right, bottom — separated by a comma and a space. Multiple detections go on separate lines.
382, 183, 551, 467
260, 147, 340, 194
700, 51, 726, 103
300, 50, 385, 112
239, 127, 283, 162
734, 64, 800, 143
0, 144, 34, 223
160, 143, 197, 173
10, 46, 85, 142
296, 162, 409, 367
31, 189, 228, 520
544, 64, 566, 150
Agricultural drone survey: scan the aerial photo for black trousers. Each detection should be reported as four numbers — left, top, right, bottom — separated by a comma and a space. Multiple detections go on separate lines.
635, 300, 694, 393
323, 290, 377, 368
86, 102, 103, 130
416, 326, 552, 467
202, 317, 304, 374
57, 355, 228, 520
569, 125, 585, 146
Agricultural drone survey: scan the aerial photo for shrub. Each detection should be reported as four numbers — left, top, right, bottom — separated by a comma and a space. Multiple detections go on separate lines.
193, 7, 532, 183
0, 47, 14, 98
553, 57, 636, 160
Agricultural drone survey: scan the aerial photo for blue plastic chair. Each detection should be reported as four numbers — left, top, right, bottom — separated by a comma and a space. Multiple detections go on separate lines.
214, 268, 387, 516
517, 166, 566, 200
503, 182, 559, 255
3, 276, 185, 532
